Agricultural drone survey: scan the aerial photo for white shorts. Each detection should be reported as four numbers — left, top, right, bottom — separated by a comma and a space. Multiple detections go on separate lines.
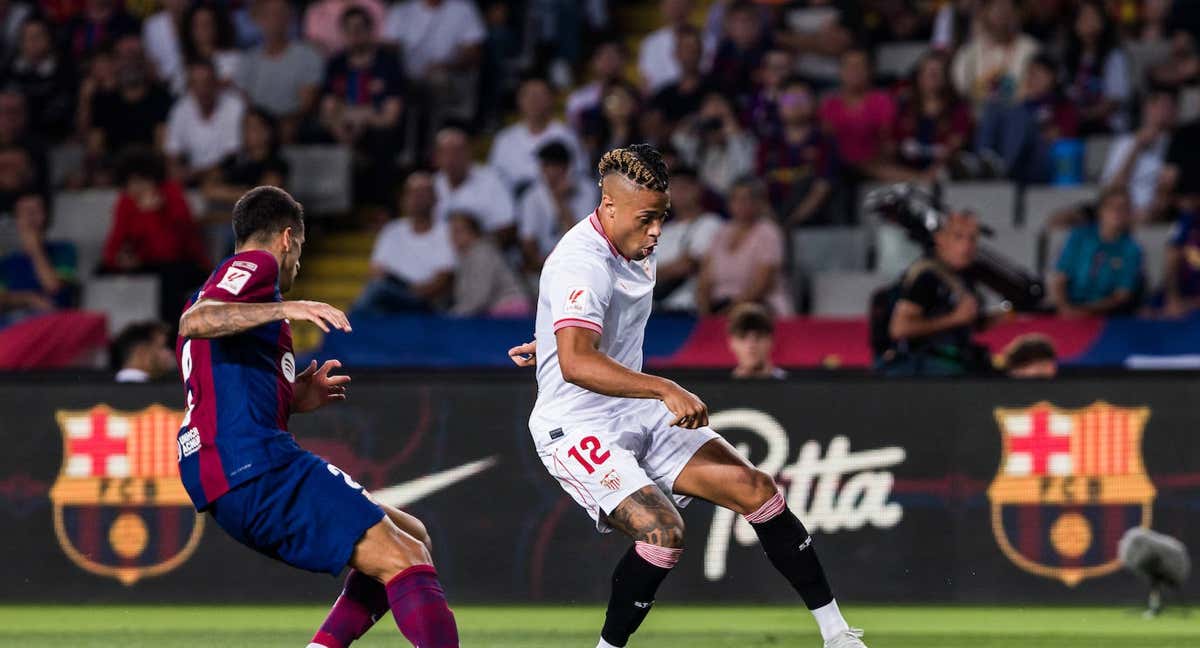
533, 400, 720, 533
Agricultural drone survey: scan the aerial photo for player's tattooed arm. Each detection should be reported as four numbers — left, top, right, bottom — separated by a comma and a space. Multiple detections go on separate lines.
606, 486, 685, 548
179, 299, 351, 338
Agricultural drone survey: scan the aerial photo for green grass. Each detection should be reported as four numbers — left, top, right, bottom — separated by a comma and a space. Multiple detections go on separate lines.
0, 604, 1194, 647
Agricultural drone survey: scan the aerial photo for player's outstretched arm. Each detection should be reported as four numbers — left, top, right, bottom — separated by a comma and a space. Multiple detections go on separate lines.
179, 299, 352, 339
557, 327, 708, 429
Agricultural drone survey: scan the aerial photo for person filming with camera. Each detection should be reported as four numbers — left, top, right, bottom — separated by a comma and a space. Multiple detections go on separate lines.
881, 210, 994, 376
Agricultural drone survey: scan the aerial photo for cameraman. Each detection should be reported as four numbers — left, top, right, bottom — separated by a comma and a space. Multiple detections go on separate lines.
881, 211, 993, 376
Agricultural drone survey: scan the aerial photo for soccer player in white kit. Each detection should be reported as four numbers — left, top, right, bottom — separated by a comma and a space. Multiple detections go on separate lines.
508, 144, 868, 648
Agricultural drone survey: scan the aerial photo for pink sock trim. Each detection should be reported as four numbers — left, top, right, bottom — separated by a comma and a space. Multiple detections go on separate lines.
385, 564, 438, 589
744, 492, 785, 523
310, 630, 344, 648
634, 541, 683, 569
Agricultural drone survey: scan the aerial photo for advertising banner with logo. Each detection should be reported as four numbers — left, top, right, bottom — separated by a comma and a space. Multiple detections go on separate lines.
0, 376, 1197, 604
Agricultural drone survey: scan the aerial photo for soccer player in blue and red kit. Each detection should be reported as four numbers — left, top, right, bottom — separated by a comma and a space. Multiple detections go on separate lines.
176, 186, 459, 648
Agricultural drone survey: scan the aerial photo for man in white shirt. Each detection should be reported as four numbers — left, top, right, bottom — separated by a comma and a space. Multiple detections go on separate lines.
111, 321, 176, 383
164, 59, 245, 183
487, 76, 586, 193
433, 125, 516, 242
236, 0, 323, 141
637, 0, 696, 93
565, 38, 627, 129
1101, 88, 1178, 221
352, 171, 456, 314
508, 144, 866, 648
142, 0, 187, 94
518, 140, 599, 270
383, 0, 484, 80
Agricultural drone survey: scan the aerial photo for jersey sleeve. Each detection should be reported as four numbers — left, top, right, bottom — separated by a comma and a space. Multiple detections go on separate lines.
546, 257, 612, 336
199, 250, 279, 303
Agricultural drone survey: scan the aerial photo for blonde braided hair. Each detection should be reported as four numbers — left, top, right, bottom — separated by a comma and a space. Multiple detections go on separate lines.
597, 143, 669, 193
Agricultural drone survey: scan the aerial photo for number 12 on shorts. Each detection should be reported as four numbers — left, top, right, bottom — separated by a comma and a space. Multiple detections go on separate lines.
566, 435, 610, 474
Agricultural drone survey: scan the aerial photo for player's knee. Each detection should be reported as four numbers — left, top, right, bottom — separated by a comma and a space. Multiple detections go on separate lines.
643, 518, 685, 549
734, 468, 781, 516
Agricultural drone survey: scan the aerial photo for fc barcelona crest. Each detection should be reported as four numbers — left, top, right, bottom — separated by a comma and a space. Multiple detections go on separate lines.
49, 404, 204, 586
988, 401, 1154, 587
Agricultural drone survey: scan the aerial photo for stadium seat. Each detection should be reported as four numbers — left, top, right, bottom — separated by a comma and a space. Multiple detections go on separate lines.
792, 226, 869, 274
281, 145, 352, 214
810, 271, 887, 317
1084, 135, 1115, 182
941, 182, 1017, 230
46, 189, 119, 279
49, 143, 84, 188
1135, 223, 1174, 294
874, 223, 923, 278
874, 41, 928, 79
82, 275, 160, 336
1022, 185, 1098, 232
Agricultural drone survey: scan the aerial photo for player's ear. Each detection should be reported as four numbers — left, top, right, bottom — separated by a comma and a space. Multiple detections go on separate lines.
280, 226, 294, 253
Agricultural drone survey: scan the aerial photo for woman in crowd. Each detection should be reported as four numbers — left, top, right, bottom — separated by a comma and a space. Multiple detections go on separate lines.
1063, 0, 1132, 134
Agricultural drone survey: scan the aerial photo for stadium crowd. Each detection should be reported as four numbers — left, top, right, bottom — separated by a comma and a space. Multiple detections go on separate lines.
3, 0, 1200, 372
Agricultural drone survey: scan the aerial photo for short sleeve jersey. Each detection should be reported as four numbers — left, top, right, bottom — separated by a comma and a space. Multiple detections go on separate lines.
529, 211, 656, 432
175, 250, 302, 510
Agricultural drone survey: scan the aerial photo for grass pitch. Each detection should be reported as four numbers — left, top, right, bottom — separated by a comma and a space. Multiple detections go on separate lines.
0, 604, 1194, 647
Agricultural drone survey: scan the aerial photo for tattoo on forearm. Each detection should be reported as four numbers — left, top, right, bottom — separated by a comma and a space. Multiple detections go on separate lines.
182, 302, 283, 338
606, 486, 685, 548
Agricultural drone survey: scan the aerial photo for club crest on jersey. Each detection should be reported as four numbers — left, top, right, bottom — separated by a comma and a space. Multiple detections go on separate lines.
50, 404, 205, 586
988, 401, 1155, 587
600, 469, 621, 491
564, 287, 588, 314
217, 265, 253, 295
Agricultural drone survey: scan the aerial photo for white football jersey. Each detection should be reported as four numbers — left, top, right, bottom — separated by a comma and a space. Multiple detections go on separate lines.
529, 210, 657, 435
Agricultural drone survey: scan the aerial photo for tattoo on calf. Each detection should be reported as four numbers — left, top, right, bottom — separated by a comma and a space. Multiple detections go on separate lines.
607, 486, 684, 548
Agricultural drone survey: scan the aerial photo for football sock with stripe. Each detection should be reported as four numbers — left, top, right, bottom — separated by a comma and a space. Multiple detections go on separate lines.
598, 541, 682, 647
311, 569, 390, 648
386, 564, 460, 648
745, 493, 849, 641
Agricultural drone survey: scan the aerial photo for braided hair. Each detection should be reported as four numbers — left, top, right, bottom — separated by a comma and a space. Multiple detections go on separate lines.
597, 143, 669, 193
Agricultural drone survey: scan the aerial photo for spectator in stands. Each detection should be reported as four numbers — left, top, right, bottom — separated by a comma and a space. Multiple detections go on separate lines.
639, 0, 699, 93
102, 149, 209, 322
165, 58, 246, 185
757, 77, 837, 227
383, 0, 485, 135
236, 0, 322, 143
0, 192, 76, 315
566, 38, 627, 129
354, 172, 455, 314
447, 211, 530, 317
487, 76, 584, 194
707, 0, 769, 109
883, 211, 990, 376
182, 3, 242, 85
672, 92, 756, 195
318, 6, 404, 208
5, 16, 76, 140
518, 140, 597, 272
727, 302, 786, 379
818, 47, 897, 181
650, 26, 712, 129
0, 90, 48, 197
744, 48, 792, 140
1002, 334, 1058, 378
1101, 87, 1177, 222
862, 0, 929, 46
59, 0, 139, 61
0, 0, 32, 61
304, 0, 385, 55
654, 165, 719, 312
142, 0, 187, 94
431, 124, 514, 240
891, 51, 973, 180
1127, 0, 1175, 94
1051, 187, 1142, 317
0, 145, 36, 219
111, 320, 176, 382
696, 176, 792, 316
976, 54, 1079, 184
202, 108, 289, 208
951, 0, 1039, 112
581, 81, 643, 170
1162, 199, 1200, 317
774, 0, 859, 92
1064, 0, 1132, 135
84, 38, 171, 186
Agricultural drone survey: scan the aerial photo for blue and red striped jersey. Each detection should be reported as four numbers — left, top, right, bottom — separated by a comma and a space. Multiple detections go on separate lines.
175, 250, 302, 510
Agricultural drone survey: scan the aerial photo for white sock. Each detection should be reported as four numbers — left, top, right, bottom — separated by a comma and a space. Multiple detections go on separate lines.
596, 638, 622, 648
306, 644, 328, 648
811, 599, 850, 641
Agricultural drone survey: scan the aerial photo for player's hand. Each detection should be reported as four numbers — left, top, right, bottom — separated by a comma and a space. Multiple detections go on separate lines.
508, 340, 537, 367
283, 300, 352, 333
292, 359, 351, 413
659, 380, 708, 429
